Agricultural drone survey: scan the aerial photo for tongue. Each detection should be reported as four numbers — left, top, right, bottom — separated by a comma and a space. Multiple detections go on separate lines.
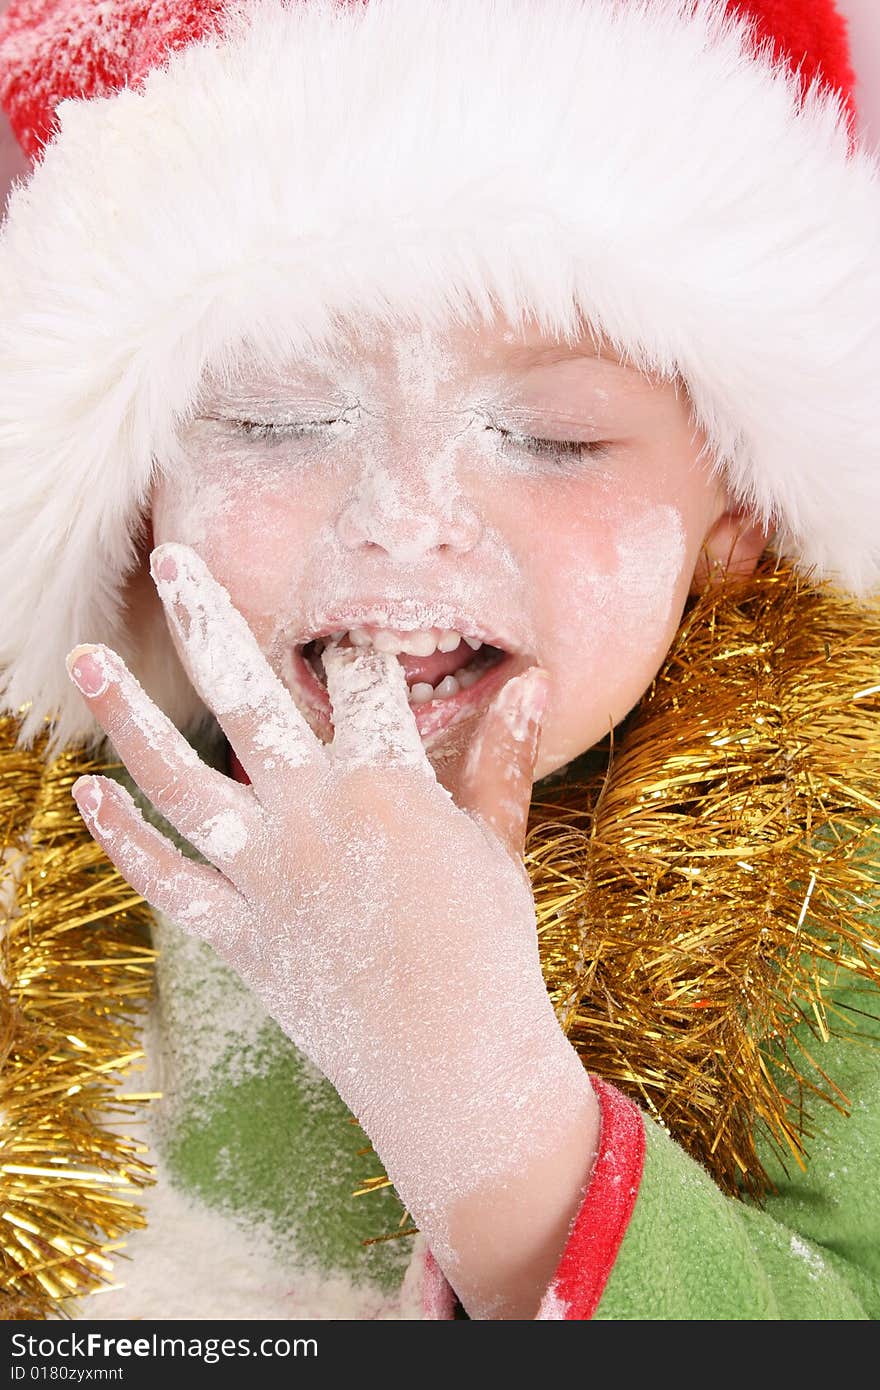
338, 635, 478, 687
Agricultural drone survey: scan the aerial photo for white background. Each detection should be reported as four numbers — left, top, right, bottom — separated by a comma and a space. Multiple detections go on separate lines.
842, 0, 880, 147
2, 2, 880, 206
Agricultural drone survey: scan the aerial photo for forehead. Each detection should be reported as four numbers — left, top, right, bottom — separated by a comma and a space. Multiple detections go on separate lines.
328, 310, 629, 369
211, 313, 659, 408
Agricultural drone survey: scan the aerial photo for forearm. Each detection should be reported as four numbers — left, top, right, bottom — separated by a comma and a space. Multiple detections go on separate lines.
443, 1062, 600, 1319
350, 1012, 601, 1321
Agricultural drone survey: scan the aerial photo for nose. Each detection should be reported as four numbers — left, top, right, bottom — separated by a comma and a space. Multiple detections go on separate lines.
335, 466, 483, 562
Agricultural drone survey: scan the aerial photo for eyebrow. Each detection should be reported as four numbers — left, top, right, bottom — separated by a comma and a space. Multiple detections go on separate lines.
506, 343, 627, 370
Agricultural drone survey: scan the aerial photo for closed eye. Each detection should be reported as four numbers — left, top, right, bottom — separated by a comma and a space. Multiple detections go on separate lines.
491, 426, 610, 462
208, 412, 610, 461
206, 408, 359, 444
231, 418, 342, 441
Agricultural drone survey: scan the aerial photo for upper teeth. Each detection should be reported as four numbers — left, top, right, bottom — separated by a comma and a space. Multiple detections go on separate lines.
338, 626, 483, 656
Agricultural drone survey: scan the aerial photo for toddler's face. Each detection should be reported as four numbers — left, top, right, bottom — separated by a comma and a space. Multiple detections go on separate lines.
150, 313, 730, 790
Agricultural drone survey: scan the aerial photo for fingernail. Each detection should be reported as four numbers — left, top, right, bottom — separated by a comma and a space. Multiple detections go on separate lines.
500, 669, 550, 740
150, 547, 178, 584
66, 645, 113, 698
72, 775, 102, 819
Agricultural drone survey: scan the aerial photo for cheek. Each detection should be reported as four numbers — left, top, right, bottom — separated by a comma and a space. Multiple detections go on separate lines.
151, 462, 326, 644
535, 495, 690, 764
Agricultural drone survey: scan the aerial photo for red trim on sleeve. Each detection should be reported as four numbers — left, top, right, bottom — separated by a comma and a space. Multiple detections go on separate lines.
421, 1245, 458, 1320
535, 1075, 645, 1320
422, 1076, 646, 1320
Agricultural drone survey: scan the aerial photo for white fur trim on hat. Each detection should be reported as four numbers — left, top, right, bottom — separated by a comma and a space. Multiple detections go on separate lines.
1, 0, 879, 752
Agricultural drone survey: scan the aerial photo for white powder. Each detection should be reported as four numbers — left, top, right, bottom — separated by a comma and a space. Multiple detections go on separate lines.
154, 319, 703, 797
86, 599, 593, 1316
78, 1177, 424, 1322
322, 639, 431, 772
175, 897, 213, 923
64, 1003, 426, 1322
151, 544, 318, 770
89, 645, 200, 765
163, 320, 539, 709
102, 611, 594, 1314
149, 917, 275, 1099
535, 1285, 570, 1319
72, 777, 255, 974
196, 808, 248, 859
536, 498, 688, 768
789, 1234, 827, 1280
54, 950, 429, 1320
605, 506, 686, 627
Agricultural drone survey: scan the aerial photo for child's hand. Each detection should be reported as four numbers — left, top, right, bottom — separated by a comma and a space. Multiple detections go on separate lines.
66, 543, 599, 1318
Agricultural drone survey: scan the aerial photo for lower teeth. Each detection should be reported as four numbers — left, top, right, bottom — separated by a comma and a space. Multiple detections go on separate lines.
410, 677, 453, 705
407, 646, 502, 704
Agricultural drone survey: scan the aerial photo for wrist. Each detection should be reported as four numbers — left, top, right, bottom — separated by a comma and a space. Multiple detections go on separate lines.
352, 989, 590, 1181
359, 1021, 599, 1320
440, 1062, 601, 1319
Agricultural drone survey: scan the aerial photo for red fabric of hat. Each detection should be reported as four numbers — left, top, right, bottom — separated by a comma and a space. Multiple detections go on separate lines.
0, 0, 859, 162
737, 0, 855, 116
0, 0, 225, 158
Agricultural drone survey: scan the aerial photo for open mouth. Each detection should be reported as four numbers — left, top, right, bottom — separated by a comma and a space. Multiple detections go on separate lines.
289, 622, 520, 737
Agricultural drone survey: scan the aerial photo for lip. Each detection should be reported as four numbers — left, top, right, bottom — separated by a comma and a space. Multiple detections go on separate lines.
284, 633, 528, 739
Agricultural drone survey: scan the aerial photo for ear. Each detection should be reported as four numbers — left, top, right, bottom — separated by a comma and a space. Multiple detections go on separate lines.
689, 505, 773, 596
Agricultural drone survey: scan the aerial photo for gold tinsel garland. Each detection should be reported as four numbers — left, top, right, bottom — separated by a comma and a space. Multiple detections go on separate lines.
528, 557, 880, 1198
1, 557, 879, 1316
0, 721, 157, 1319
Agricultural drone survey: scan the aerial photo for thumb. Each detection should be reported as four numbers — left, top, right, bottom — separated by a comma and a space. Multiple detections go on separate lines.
456, 666, 550, 862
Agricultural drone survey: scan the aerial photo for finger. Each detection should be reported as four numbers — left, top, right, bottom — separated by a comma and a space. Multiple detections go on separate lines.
72, 774, 248, 952
66, 643, 259, 870
456, 667, 550, 861
322, 640, 432, 773
150, 543, 322, 801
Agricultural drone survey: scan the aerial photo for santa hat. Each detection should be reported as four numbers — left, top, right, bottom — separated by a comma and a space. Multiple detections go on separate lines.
1, 0, 879, 753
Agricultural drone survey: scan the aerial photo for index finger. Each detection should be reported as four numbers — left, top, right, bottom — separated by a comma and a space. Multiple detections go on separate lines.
322, 640, 433, 775
150, 543, 323, 801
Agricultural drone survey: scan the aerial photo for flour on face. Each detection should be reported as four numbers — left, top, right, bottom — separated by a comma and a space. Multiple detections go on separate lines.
151, 317, 714, 781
